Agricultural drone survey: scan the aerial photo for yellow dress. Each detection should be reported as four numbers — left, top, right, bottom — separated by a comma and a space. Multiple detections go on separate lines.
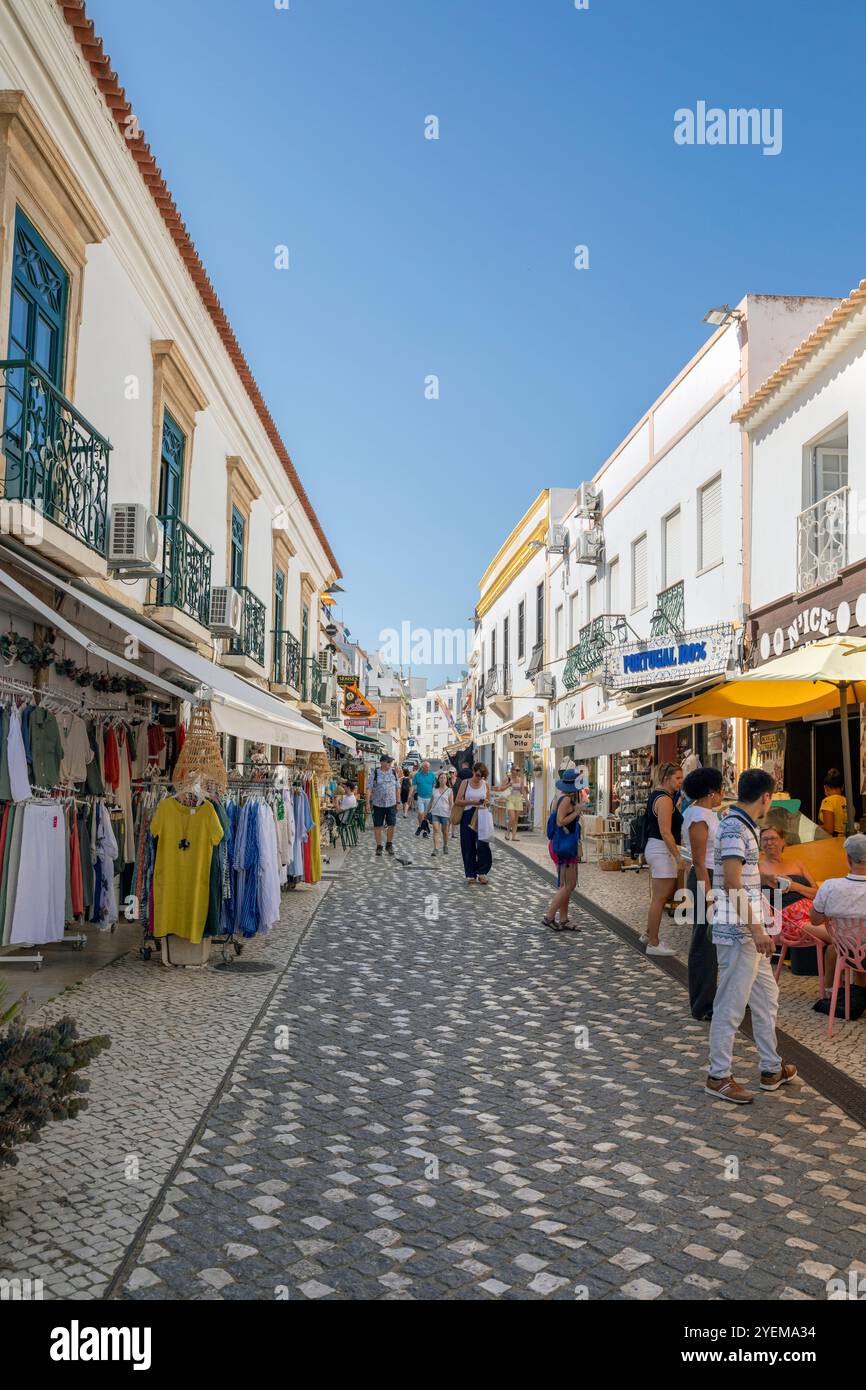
150, 798, 223, 943
309, 778, 322, 883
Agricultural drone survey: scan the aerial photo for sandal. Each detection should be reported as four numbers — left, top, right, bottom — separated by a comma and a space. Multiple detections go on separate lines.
560, 920, 582, 932
543, 916, 568, 931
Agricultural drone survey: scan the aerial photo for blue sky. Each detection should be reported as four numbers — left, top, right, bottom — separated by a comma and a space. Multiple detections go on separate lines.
86, 0, 865, 681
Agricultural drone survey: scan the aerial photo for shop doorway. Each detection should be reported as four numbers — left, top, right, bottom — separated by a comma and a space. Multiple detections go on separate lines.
813, 716, 862, 827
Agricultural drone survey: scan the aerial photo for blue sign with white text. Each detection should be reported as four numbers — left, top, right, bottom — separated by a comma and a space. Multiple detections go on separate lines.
622, 640, 708, 675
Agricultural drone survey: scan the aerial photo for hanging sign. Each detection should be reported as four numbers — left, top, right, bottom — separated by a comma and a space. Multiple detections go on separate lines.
342, 685, 377, 717
603, 624, 733, 690
509, 729, 532, 754
336, 674, 356, 688
344, 717, 373, 729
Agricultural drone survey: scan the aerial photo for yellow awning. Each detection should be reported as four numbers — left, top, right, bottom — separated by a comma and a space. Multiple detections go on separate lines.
668, 680, 866, 722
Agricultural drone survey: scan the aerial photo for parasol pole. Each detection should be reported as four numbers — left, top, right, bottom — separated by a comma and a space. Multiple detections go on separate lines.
838, 680, 856, 836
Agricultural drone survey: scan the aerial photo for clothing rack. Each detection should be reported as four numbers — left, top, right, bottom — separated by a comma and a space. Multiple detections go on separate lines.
0, 672, 150, 718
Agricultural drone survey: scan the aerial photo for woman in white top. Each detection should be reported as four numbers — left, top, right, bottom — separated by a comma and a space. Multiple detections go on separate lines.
680, 765, 723, 1021
428, 772, 454, 857
454, 762, 492, 883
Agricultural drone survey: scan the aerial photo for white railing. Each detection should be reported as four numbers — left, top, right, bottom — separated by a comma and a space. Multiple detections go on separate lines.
797, 486, 849, 592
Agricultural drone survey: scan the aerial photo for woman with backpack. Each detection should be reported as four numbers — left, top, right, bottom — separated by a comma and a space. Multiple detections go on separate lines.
641, 761, 685, 956
543, 767, 587, 931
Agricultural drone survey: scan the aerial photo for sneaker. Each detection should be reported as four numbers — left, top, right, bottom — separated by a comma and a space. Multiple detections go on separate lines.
646, 943, 677, 956
638, 933, 648, 944
443, 845, 448, 855
385, 843, 394, 856
375, 845, 383, 857
431, 849, 438, 857
705, 1075, 755, 1104
760, 1062, 798, 1091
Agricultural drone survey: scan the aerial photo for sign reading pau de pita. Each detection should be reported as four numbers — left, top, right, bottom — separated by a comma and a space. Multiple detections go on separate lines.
750, 566, 866, 667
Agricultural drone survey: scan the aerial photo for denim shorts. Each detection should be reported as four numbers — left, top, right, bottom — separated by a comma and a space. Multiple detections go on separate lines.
430, 814, 449, 825
372, 804, 397, 828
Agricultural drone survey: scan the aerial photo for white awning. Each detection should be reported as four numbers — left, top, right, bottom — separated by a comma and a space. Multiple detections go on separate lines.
321, 720, 357, 751
0, 546, 325, 752
551, 711, 658, 756
0, 563, 195, 703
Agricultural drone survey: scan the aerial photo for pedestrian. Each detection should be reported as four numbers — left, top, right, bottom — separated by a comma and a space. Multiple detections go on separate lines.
495, 764, 526, 842
454, 761, 492, 884
412, 760, 436, 831
428, 772, 453, 856
543, 767, 586, 931
680, 765, 723, 1020
365, 753, 400, 857
641, 761, 686, 957
819, 767, 848, 836
706, 768, 798, 1104
399, 766, 412, 818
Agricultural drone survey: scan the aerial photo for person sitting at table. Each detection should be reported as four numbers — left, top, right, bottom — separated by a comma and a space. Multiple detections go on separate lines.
819, 768, 848, 837
759, 826, 819, 906
338, 783, 358, 817
808, 832, 866, 991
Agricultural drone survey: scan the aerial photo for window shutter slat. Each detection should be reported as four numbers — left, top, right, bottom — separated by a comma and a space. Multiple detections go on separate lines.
700, 477, 722, 569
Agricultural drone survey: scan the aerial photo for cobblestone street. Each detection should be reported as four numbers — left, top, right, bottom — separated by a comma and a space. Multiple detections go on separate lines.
108, 821, 866, 1302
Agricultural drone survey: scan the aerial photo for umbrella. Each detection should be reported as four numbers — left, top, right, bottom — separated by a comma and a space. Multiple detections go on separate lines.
669, 636, 866, 834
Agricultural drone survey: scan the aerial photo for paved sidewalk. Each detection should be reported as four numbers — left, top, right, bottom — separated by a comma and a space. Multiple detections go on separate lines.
0, 875, 332, 1299
503, 829, 866, 1086
115, 819, 866, 1302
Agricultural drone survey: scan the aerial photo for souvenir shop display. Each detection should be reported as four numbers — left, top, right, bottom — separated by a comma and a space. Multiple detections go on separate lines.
172, 701, 227, 797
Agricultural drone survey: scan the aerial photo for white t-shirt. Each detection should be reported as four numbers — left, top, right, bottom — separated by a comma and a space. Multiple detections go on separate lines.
812, 874, 866, 921
339, 794, 357, 811
681, 804, 719, 863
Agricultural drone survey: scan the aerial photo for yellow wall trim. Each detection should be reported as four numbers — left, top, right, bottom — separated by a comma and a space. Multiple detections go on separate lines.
478, 490, 549, 595
477, 519, 547, 618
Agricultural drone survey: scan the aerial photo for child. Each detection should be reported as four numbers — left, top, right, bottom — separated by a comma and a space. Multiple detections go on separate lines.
819, 768, 848, 837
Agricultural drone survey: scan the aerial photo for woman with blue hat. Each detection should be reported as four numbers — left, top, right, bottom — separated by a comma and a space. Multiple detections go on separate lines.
543, 766, 588, 931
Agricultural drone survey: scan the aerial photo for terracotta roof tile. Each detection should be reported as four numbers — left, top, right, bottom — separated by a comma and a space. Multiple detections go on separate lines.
57, 0, 340, 577
733, 280, 866, 425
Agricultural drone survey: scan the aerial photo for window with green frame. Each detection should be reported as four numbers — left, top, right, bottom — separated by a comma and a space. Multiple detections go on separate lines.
230, 506, 245, 589
273, 568, 285, 682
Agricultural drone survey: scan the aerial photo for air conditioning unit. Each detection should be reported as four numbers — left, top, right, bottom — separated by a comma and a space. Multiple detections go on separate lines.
209, 586, 243, 637
534, 671, 555, 699
576, 482, 602, 519
546, 523, 568, 554
574, 527, 605, 565
108, 504, 164, 576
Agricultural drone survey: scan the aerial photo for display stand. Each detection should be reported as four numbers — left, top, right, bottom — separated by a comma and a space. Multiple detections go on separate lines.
616, 749, 653, 872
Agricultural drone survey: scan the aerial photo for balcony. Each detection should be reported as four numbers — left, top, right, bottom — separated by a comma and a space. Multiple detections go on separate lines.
650, 580, 685, 638
485, 665, 511, 697
563, 614, 638, 689
223, 585, 266, 674
272, 629, 302, 694
798, 487, 849, 592
301, 656, 324, 707
0, 357, 110, 576
149, 517, 212, 640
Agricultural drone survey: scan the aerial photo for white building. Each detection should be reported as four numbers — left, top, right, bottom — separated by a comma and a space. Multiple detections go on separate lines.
734, 281, 866, 822
410, 679, 464, 759
544, 295, 841, 819
471, 489, 574, 826
0, 1, 341, 765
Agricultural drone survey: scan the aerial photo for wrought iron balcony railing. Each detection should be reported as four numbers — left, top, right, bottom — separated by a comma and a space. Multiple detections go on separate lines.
563, 614, 638, 689
272, 629, 302, 690
0, 357, 111, 555
650, 580, 685, 638
301, 656, 323, 705
797, 486, 849, 592
485, 665, 511, 697
155, 516, 212, 627
229, 585, 266, 666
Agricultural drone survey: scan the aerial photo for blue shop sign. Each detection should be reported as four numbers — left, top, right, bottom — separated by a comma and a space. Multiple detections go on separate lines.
622, 640, 707, 675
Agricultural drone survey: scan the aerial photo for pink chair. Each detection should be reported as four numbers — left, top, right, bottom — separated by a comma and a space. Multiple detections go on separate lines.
825, 917, 866, 1038
773, 919, 826, 1001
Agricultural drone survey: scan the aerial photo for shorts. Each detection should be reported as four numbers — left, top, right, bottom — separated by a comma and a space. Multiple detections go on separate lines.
372, 804, 397, 828
430, 814, 449, 825
506, 794, 523, 811
644, 837, 678, 879
416, 798, 430, 814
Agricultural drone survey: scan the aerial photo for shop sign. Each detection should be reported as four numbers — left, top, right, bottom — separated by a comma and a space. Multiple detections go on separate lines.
344, 717, 372, 729
509, 729, 532, 753
603, 624, 733, 690
336, 674, 356, 688
751, 575, 866, 667
342, 685, 377, 717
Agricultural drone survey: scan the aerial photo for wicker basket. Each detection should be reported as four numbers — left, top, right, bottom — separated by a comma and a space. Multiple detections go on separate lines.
600, 858, 622, 872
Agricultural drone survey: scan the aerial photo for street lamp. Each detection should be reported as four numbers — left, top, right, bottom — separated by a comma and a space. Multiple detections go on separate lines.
702, 304, 743, 328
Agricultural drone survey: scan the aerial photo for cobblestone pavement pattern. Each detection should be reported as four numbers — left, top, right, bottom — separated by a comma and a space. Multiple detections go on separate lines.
119, 820, 866, 1301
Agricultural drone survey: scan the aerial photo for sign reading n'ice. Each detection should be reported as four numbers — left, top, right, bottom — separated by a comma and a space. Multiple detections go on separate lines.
603, 624, 733, 690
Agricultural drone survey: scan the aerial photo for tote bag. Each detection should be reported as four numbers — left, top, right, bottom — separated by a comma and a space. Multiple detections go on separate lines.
476, 808, 494, 842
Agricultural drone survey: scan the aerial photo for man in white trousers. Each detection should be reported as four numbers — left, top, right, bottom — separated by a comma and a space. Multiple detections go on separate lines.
705, 768, 798, 1104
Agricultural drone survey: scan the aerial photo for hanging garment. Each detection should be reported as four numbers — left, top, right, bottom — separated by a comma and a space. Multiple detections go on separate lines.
70, 810, 84, 919
291, 790, 307, 879
103, 724, 120, 791
9, 802, 67, 945
0, 707, 11, 803
147, 723, 167, 771
256, 803, 281, 931
309, 778, 322, 885
150, 797, 223, 943
0, 804, 18, 944
233, 802, 260, 937
29, 707, 64, 790
85, 721, 105, 796
6, 704, 31, 802
93, 802, 119, 930
78, 807, 94, 914
57, 710, 94, 785
116, 727, 135, 863
20, 703, 33, 766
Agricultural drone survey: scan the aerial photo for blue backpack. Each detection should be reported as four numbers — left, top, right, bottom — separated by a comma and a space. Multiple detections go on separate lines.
547, 796, 580, 861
